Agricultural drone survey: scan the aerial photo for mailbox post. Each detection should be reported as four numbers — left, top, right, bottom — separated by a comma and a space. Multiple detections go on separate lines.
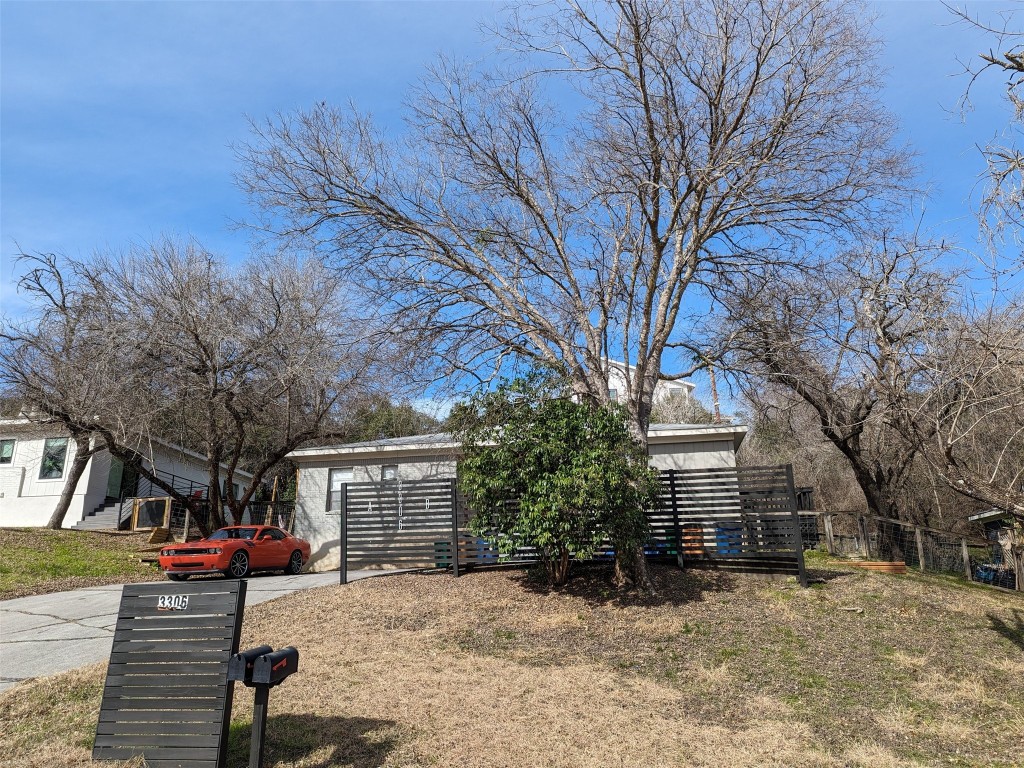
228, 645, 300, 768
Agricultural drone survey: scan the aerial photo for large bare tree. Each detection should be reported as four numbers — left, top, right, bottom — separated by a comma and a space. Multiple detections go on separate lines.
238, 0, 910, 447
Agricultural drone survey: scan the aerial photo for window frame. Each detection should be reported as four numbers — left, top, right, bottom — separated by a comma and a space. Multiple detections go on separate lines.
327, 466, 354, 512
381, 464, 399, 482
0, 438, 15, 465
38, 437, 69, 480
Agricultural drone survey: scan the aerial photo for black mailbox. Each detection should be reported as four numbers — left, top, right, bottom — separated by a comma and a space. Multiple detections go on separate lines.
252, 646, 299, 687
228, 645, 274, 686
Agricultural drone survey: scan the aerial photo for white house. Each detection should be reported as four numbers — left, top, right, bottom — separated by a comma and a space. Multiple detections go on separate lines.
286, 422, 748, 571
605, 359, 695, 404
0, 418, 244, 529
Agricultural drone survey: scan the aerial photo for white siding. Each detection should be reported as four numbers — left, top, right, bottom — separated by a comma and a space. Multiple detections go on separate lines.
647, 440, 737, 471
295, 455, 458, 571
0, 434, 90, 527
0, 433, 246, 528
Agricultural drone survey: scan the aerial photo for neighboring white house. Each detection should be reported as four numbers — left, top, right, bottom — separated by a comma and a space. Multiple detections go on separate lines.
0, 418, 247, 529
287, 422, 748, 571
605, 359, 695, 404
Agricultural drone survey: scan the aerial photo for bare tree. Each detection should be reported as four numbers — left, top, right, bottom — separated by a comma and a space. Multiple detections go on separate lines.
909, 304, 1024, 516
238, 0, 909, 587
2, 243, 393, 531
238, 0, 909, 441
723, 237, 955, 553
949, 3, 1024, 261
0, 252, 169, 529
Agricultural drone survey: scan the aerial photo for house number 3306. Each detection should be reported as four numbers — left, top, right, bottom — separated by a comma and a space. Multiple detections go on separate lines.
157, 595, 189, 611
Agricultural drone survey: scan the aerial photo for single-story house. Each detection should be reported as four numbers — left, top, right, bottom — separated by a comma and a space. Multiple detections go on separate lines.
287, 422, 748, 571
0, 418, 250, 530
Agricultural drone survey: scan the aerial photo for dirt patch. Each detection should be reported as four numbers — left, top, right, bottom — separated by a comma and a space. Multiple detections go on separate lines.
1, 560, 1022, 767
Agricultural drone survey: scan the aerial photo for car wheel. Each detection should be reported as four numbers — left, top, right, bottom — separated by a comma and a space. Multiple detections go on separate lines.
166, 573, 188, 582
227, 550, 249, 579
287, 550, 303, 575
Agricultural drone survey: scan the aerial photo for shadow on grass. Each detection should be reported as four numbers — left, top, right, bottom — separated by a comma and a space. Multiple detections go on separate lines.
988, 609, 1024, 651
228, 713, 400, 768
510, 561, 743, 607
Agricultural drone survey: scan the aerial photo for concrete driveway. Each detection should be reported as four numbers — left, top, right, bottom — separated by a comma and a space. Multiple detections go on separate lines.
0, 570, 379, 694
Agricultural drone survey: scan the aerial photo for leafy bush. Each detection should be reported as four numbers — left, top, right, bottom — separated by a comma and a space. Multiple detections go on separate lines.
452, 373, 657, 586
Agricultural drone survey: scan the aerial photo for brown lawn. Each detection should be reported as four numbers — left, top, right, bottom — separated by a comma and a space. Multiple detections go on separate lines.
2, 556, 1022, 767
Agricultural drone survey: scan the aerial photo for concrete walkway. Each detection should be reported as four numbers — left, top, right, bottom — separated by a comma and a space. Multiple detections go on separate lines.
0, 570, 377, 694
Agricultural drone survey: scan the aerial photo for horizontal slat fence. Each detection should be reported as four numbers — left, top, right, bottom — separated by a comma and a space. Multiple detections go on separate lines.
344, 479, 460, 570
661, 466, 807, 583
336, 465, 807, 586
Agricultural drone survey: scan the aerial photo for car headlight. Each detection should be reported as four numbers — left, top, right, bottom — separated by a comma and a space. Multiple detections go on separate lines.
211, 547, 222, 554
160, 549, 169, 557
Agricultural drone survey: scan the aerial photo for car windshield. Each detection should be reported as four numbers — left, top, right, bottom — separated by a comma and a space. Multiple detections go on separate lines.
208, 528, 258, 541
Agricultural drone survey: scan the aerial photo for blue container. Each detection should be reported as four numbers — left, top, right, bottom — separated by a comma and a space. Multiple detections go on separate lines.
715, 525, 743, 555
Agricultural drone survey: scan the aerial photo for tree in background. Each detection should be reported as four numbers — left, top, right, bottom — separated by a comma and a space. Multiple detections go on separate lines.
452, 374, 658, 588
346, 395, 441, 443
723, 237, 955, 555
1, 242, 399, 531
649, 394, 715, 426
0, 251, 175, 529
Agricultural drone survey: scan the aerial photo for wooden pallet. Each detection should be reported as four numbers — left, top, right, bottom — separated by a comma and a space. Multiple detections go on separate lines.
848, 560, 908, 574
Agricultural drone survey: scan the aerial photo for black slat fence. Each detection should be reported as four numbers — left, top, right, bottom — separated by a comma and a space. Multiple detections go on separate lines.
334, 465, 807, 586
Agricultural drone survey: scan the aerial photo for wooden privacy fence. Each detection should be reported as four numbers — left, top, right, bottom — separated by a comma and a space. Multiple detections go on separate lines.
654, 465, 807, 585
332, 465, 807, 586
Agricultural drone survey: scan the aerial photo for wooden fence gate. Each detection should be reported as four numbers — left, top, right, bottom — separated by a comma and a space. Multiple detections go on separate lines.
335, 466, 807, 586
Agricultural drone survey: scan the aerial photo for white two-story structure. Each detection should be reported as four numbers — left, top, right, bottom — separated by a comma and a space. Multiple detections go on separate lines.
0, 418, 228, 529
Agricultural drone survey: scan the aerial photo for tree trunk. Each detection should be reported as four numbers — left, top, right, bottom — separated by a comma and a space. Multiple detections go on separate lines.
47, 433, 94, 530
549, 547, 572, 587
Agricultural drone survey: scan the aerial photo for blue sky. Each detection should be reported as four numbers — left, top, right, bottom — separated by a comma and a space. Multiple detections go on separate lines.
1, 1, 1020, 408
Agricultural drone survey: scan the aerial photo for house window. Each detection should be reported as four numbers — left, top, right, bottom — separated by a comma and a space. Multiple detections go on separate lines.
38, 437, 69, 480
0, 439, 14, 465
222, 479, 241, 499
381, 464, 398, 482
608, 388, 618, 402
327, 467, 354, 511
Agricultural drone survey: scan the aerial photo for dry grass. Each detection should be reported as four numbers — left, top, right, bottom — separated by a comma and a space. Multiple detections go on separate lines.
1, 558, 1022, 768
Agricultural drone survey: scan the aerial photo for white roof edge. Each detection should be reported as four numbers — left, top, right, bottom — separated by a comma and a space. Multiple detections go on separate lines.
289, 439, 461, 461
288, 423, 748, 461
0, 419, 253, 479
967, 508, 1013, 523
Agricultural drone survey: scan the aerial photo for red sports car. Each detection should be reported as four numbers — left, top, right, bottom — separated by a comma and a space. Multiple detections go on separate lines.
158, 526, 312, 581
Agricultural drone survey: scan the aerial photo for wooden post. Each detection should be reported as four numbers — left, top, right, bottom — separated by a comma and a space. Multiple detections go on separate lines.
961, 538, 972, 580
450, 479, 460, 578
914, 527, 926, 571
858, 515, 871, 558
785, 465, 809, 588
823, 514, 836, 555
270, 476, 278, 503
669, 469, 683, 569
339, 484, 348, 586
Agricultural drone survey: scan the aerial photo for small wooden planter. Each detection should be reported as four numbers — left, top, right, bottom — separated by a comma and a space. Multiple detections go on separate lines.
848, 560, 908, 574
